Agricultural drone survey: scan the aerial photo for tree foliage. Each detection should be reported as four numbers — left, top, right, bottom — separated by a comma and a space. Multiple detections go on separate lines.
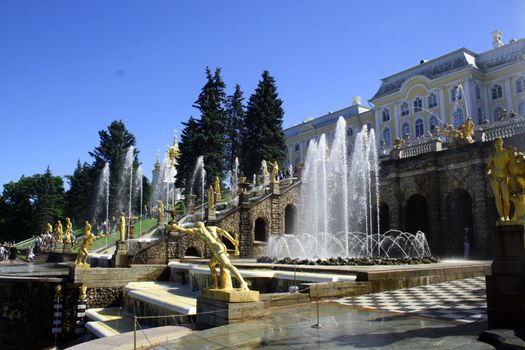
225, 84, 245, 171
240, 71, 286, 177
176, 116, 202, 192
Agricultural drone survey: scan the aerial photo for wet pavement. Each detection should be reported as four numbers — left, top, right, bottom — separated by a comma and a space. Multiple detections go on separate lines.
149, 299, 491, 349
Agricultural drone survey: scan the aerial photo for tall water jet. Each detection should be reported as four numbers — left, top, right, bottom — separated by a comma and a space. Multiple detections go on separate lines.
94, 162, 110, 224
266, 117, 422, 260
135, 165, 143, 234
189, 156, 206, 221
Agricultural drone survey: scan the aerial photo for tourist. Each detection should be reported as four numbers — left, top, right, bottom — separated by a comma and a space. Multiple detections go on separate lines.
27, 246, 35, 261
8, 243, 17, 263
0, 244, 5, 262
463, 227, 471, 259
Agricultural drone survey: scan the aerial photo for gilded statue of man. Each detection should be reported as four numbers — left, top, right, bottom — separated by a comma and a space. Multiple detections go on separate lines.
119, 212, 126, 241
214, 176, 221, 202
268, 161, 279, 183
488, 138, 513, 221
170, 222, 247, 290
56, 220, 63, 244
157, 200, 165, 223
75, 221, 96, 267
64, 217, 72, 244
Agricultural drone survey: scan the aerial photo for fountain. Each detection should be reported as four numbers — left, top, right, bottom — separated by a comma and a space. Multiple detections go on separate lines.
188, 156, 206, 221
135, 165, 143, 234
267, 117, 431, 259
94, 162, 110, 224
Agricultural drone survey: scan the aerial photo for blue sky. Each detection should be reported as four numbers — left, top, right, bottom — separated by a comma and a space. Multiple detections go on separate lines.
1, 0, 524, 188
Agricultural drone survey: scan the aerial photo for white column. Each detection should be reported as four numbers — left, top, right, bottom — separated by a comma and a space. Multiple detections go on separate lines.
505, 77, 513, 111
438, 88, 446, 124
483, 85, 491, 121
393, 102, 400, 139
463, 78, 476, 120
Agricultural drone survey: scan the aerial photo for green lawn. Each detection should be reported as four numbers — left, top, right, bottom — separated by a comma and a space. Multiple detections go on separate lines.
86, 218, 158, 253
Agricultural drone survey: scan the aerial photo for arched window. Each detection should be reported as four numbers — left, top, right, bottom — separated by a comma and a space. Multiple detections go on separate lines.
453, 108, 464, 129
451, 85, 463, 102
413, 97, 423, 112
494, 106, 503, 121
518, 101, 525, 118
415, 119, 424, 137
382, 128, 391, 145
367, 123, 372, 132
475, 85, 481, 100
428, 93, 438, 108
492, 84, 503, 100
401, 102, 409, 116
429, 116, 439, 132
346, 127, 353, 137
382, 108, 390, 122
402, 123, 410, 139
515, 77, 525, 94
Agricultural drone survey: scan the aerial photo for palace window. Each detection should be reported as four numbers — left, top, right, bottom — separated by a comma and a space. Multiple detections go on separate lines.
294, 144, 300, 152
382, 128, 391, 145
382, 108, 390, 122
401, 102, 409, 116
402, 122, 410, 139
494, 106, 503, 121
429, 116, 439, 132
451, 85, 463, 101
518, 101, 525, 118
415, 119, 424, 137
367, 123, 372, 132
346, 127, 353, 137
427, 93, 437, 108
453, 108, 464, 129
516, 77, 525, 94
413, 97, 423, 112
492, 84, 503, 100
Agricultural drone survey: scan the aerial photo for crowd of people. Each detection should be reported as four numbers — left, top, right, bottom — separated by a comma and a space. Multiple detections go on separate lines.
0, 242, 20, 263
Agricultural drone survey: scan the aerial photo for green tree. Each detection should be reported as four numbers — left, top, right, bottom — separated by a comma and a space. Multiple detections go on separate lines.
89, 120, 139, 216
193, 67, 227, 185
0, 170, 65, 241
65, 160, 96, 225
225, 84, 245, 171
176, 116, 202, 192
240, 71, 286, 177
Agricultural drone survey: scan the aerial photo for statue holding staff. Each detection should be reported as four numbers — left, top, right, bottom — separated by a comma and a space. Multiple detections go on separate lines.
488, 138, 513, 221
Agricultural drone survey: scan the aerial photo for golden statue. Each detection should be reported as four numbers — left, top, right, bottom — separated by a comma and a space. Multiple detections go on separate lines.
64, 217, 72, 244
168, 129, 182, 165
119, 212, 126, 241
214, 177, 221, 202
393, 138, 404, 149
502, 146, 525, 223
457, 117, 475, 144
170, 222, 247, 291
268, 161, 279, 183
488, 138, 513, 221
54, 285, 62, 296
208, 185, 215, 209
46, 223, 53, 234
75, 221, 97, 267
79, 285, 88, 301
157, 200, 165, 223
55, 220, 63, 244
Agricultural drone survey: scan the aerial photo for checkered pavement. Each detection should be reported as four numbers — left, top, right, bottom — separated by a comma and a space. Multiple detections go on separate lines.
335, 277, 486, 323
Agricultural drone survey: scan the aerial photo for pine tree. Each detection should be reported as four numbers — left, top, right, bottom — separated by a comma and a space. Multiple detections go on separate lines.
225, 84, 245, 171
193, 67, 227, 185
240, 71, 286, 177
176, 116, 203, 192
33, 167, 65, 231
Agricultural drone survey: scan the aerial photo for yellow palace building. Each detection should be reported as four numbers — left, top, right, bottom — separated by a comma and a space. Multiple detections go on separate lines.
284, 31, 525, 167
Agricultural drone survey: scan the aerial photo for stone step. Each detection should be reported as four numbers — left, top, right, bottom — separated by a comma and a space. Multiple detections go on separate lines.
85, 307, 135, 338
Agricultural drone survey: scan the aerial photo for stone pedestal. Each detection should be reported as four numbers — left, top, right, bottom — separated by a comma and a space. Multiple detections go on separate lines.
270, 181, 280, 195
113, 240, 129, 267
63, 243, 72, 253
196, 289, 263, 329
486, 224, 525, 329
207, 208, 216, 221
127, 223, 135, 239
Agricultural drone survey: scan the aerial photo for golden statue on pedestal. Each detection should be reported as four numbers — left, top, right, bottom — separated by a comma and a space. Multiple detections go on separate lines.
488, 138, 512, 221
75, 221, 97, 268
393, 138, 405, 150
170, 222, 246, 291
208, 185, 215, 209
55, 220, 63, 244
214, 177, 221, 202
119, 212, 126, 241
64, 217, 72, 244
46, 223, 53, 235
268, 161, 279, 183
457, 117, 475, 144
157, 200, 165, 223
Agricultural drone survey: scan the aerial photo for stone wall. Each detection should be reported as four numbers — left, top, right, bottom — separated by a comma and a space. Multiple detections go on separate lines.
380, 136, 525, 259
